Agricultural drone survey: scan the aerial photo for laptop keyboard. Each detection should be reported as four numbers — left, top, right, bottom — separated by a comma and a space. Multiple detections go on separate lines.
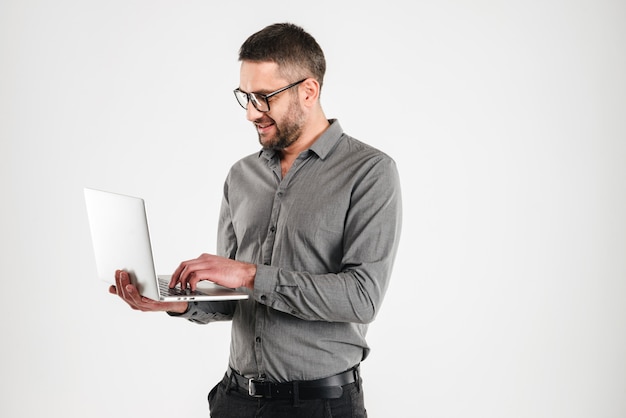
158, 279, 196, 296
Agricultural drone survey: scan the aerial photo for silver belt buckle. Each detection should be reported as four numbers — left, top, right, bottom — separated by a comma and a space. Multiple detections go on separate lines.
248, 378, 264, 397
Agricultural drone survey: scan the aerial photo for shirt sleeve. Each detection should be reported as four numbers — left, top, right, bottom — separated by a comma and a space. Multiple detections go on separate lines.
166, 300, 238, 324
253, 156, 402, 324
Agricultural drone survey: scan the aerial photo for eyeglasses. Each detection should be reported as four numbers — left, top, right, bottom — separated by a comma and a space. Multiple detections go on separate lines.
233, 79, 306, 112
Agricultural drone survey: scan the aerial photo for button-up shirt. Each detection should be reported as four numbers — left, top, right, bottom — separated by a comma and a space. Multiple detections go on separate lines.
172, 119, 402, 382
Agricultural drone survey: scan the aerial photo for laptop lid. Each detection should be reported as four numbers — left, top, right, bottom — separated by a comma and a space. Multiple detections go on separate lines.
83, 187, 248, 302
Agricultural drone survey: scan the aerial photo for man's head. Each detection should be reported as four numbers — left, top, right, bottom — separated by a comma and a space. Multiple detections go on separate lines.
235, 23, 327, 151
238, 22, 326, 90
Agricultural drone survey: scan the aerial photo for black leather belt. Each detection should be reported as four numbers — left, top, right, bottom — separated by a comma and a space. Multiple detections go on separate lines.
227, 366, 359, 400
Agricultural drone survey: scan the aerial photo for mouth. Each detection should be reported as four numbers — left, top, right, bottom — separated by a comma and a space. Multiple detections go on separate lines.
255, 119, 275, 135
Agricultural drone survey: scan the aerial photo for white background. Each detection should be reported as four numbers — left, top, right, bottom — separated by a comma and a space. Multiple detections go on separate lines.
1, 1, 625, 417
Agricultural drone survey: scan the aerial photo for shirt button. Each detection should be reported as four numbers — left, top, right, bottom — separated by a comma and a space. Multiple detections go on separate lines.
269, 226, 276, 233
256, 336, 262, 343
260, 295, 267, 301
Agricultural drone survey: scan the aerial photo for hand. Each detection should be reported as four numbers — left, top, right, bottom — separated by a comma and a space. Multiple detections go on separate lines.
170, 253, 256, 291
109, 270, 188, 314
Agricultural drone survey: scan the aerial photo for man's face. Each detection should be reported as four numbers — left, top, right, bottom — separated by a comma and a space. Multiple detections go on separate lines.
238, 61, 306, 151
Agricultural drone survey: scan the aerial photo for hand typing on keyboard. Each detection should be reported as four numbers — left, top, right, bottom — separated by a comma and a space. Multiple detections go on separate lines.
159, 280, 195, 296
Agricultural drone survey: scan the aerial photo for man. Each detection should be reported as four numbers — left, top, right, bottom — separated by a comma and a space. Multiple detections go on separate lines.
111, 22, 402, 417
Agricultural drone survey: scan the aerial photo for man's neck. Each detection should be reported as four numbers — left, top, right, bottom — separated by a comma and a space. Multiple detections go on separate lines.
279, 115, 330, 177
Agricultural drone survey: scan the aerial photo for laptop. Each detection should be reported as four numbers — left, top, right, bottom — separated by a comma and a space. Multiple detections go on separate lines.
84, 187, 249, 302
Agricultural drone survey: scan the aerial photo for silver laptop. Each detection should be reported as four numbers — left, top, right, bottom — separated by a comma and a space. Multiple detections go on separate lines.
84, 187, 249, 302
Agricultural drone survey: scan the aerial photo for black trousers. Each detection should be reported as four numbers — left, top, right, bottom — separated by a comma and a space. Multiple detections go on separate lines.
208, 372, 368, 418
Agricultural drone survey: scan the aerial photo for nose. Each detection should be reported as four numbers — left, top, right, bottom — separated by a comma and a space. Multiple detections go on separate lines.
246, 102, 264, 122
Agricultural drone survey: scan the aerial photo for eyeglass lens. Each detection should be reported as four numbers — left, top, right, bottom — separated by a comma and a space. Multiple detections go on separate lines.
234, 90, 269, 112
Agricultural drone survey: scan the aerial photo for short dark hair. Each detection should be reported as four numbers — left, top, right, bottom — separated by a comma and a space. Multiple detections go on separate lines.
238, 23, 326, 89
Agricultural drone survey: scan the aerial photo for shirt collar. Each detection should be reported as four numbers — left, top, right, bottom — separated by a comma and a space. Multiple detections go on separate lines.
308, 119, 343, 160
258, 119, 343, 161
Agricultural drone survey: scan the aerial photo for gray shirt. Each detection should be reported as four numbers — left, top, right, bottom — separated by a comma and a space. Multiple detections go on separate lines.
172, 119, 402, 382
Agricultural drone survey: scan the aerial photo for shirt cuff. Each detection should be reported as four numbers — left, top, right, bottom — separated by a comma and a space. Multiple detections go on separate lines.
254, 263, 279, 304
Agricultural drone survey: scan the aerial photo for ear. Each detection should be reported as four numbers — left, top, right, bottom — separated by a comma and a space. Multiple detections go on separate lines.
300, 78, 321, 108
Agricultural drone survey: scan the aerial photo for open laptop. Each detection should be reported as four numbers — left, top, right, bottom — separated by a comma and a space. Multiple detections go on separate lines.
84, 187, 249, 302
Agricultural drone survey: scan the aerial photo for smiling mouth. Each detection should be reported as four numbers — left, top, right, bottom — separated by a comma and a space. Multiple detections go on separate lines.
255, 119, 275, 134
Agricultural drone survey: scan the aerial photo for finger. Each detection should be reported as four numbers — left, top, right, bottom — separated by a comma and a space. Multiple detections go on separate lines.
123, 284, 147, 310
115, 270, 132, 300
187, 271, 205, 291
114, 270, 125, 297
168, 274, 179, 289
179, 254, 214, 289
114, 270, 143, 310
179, 261, 205, 290
169, 263, 185, 288
170, 257, 199, 289
179, 266, 190, 290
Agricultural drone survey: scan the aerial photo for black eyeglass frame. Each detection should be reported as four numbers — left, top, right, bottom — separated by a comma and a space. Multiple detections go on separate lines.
233, 79, 307, 112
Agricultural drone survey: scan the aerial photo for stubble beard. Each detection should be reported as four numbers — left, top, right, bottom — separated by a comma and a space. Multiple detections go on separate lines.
257, 98, 306, 151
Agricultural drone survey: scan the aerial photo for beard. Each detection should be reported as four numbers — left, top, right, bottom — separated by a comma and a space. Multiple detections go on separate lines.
256, 97, 306, 151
